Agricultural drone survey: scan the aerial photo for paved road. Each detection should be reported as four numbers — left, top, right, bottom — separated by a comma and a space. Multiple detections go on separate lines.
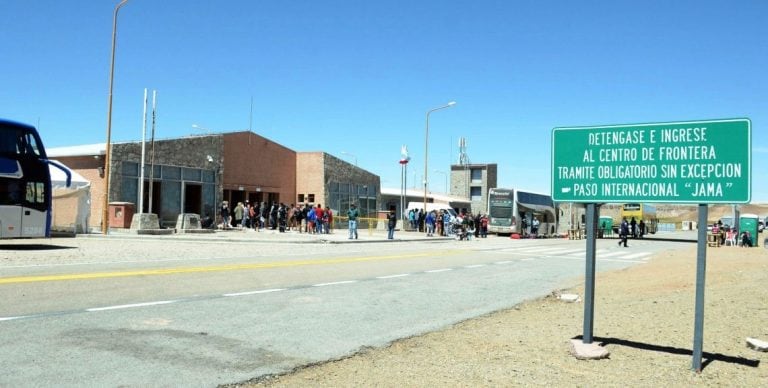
0, 231, 693, 387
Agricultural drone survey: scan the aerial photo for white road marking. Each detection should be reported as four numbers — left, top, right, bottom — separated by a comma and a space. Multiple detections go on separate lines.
86, 300, 177, 312
494, 260, 514, 264
223, 288, 286, 297
376, 274, 411, 279
567, 249, 609, 257
425, 268, 453, 273
463, 264, 485, 268
598, 251, 634, 258
0, 316, 27, 321
621, 252, 654, 259
312, 280, 358, 287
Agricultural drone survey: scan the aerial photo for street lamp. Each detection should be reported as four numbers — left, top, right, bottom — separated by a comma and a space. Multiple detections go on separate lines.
423, 101, 456, 224
341, 151, 357, 166
433, 169, 448, 194
192, 124, 212, 134
101, 0, 130, 234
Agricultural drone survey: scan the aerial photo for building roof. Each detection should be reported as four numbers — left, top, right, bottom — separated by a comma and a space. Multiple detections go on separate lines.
46, 143, 106, 157
381, 187, 470, 204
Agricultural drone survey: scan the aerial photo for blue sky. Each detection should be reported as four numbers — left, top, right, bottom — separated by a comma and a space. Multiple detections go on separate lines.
2, 1, 766, 201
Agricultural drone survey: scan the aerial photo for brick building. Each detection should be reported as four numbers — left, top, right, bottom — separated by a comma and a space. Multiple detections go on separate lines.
48, 131, 376, 230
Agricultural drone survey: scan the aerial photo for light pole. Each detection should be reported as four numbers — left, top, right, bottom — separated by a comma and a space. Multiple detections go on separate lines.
341, 151, 357, 166
433, 169, 448, 194
423, 101, 456, 223
206, 154, 219, 226
101, 0, 130, 234
400, 145, 410, 226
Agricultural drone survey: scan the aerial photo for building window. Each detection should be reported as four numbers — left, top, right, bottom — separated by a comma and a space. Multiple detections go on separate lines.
298, 194, 305, 203
308, 194, 315, 203
470, 186, 482, 201
470, 168, 482, 182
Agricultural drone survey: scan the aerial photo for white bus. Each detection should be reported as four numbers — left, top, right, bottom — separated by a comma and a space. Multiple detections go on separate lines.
487, 188, 556, 236
1, 119, 70, 238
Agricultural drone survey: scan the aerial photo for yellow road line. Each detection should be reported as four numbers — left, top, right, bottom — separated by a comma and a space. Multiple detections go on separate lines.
0, 251, 457, 285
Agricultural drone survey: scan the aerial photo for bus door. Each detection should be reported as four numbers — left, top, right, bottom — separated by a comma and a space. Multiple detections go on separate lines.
21, 180, 48, 237
0, 160, 24, 238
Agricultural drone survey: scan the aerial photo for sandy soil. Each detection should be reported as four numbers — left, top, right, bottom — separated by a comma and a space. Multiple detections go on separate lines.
236, 237, 768, 387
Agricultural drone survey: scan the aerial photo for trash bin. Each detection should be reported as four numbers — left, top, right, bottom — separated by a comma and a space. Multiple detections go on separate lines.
109, 202, 135, 228
738, 213, 759, 247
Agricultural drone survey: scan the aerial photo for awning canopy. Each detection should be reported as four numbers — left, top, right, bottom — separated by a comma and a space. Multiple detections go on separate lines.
517, 201, 555, 215
50, 160, 89, 189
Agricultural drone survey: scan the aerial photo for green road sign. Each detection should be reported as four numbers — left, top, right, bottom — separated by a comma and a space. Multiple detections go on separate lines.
551, 119, 751, 204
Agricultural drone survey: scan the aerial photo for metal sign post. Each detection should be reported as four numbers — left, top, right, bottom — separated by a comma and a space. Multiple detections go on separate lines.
692, 204, 708, 371
582, 203, 598, 343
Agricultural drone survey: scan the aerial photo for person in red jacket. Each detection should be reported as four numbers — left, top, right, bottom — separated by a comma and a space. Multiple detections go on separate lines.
314, 204, 325, 234
324, 206, 333, 234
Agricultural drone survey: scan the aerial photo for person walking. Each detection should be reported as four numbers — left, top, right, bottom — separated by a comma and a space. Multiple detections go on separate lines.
347, 203, 359, 239
387, 209, 397, 240
618, 218, 629, 247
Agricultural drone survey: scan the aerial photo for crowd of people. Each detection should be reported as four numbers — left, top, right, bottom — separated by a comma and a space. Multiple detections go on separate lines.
214, 201, 336, 234
210, 203, 493, 241
406, 208, 490, 240
710, 219, 753, 247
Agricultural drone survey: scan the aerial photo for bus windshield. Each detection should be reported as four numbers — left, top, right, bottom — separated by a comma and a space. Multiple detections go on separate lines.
0, 124, 46, 158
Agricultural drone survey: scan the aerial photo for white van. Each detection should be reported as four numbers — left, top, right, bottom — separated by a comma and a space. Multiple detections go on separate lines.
406, 202, 458, 218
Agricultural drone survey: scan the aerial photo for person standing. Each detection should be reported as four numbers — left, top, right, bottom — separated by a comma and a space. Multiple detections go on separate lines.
531, 217, 540, 238
220, 201, 231, 229
314, 204, 325, 234
347, 203, 359, 239
480, 214, 489, 238
269, 202, 279, 230
242, 201, 251, 229
234, 202, 244, 228
324, 206, 333, 234
387, 209, 397, 240
302, 203, 311, 233
425, 210, 436, 237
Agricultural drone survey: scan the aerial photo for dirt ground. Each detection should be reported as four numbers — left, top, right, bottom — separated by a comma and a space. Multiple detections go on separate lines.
235, 236, 768, 387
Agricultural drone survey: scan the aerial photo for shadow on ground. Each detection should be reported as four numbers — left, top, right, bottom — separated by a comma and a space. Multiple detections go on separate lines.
574, 335, 760, 370
0, 244, 76, 251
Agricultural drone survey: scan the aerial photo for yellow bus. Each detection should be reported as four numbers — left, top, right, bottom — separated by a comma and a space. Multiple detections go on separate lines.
619, 203, 658, 235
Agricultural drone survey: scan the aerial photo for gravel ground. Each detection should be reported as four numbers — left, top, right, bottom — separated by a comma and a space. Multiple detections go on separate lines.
236, 239, 768, 387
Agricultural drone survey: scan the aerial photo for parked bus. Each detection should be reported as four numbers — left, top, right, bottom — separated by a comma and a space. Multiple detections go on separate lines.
487, 188, 556, 236
618, 203, 658, 235
1, 119, 70, 238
